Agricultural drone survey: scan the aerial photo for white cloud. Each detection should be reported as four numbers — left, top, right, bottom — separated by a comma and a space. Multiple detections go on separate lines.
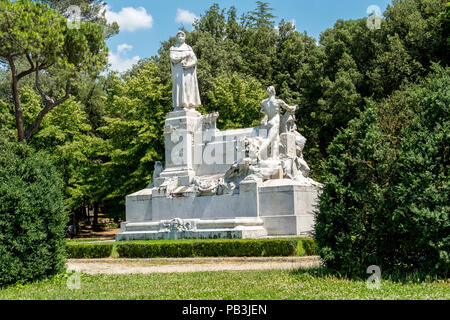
175, 8, 198, 26
105, 6, 153, 32
117, 43, 133, 54
108, 44, 140, 73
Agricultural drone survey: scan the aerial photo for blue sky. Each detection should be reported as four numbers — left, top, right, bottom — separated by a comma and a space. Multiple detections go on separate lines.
105, 0, 393, 72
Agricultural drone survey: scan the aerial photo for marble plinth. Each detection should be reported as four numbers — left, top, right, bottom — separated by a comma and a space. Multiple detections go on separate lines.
116, 179, 319, 240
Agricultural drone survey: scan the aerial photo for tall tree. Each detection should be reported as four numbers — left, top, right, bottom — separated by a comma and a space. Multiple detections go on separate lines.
370, 0, 448, 97
225, 6, 242, 41
443, 1, 450, 47
246, 1, 276, 29
0, 0, 107, 142
193, 3, 227, 39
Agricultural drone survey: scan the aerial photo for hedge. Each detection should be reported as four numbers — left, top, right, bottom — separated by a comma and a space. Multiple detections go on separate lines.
116, 239, 300, 258
300, 238, 317, 256
116, 242, 193, 258
66, 242, 113, 259
65, 238, 317, 259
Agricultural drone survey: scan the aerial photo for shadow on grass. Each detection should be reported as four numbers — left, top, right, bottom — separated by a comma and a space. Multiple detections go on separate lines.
289, 267, 346, 279
289, 266, 447, 284
0, 269, 71, 291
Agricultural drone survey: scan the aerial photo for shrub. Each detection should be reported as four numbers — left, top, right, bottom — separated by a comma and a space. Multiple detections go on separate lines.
116, 242, 193, 258
315, 66, 450, 278
300, 239, 317, 256
116, 239, 301, 258
116, 242, 157, 258
158, 243, 194, 257
0, 138, 67, 287
261, 239, 298, 256
66, 242, 114, 258
192, 240, 263, 257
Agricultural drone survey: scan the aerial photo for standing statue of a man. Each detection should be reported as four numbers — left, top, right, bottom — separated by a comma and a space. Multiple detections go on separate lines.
170, 31, 201, 110
258, 86, 297, 160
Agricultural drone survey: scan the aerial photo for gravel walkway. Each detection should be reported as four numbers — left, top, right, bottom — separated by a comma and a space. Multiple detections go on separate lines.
67, 256, 321, 274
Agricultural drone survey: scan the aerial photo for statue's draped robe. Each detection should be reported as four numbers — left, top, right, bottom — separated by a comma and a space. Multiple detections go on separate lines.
170, 44, 201, 109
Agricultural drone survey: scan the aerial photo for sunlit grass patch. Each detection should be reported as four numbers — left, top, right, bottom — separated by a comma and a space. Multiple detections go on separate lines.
0, 269, 448, 300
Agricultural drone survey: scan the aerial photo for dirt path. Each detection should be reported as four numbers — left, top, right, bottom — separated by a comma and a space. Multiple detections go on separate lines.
67, 256, 321, 274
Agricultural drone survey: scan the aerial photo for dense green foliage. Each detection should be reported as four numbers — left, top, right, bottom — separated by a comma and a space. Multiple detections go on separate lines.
301, 238, 317, 256
191, 239, 297, 257
99, 63, 171, 209
66, 238, 315, 258
41, 0, 119, 39
315, 66, 449, 278
66, 242, 113, 258
115, 239, 300, 258
0, 0, 108, 142
202, 73, 266, 130
0, 138, 67, 287
116, 241, 194, 258
443, 2, 450, 46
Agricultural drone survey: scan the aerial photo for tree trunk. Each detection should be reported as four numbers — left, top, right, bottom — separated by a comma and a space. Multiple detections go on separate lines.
93, 202, 99, 231
74, 207, 83, 237
7, 56, 25, 142
85, 204, 90, 225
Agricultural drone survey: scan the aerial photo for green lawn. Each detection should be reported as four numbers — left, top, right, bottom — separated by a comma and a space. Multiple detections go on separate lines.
1, 269, 448, 300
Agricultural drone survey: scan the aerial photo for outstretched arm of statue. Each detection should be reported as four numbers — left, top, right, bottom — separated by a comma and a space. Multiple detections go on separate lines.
279, 99, 298, 113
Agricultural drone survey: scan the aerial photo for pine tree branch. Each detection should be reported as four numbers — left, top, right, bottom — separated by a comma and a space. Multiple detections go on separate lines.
24, 68, 71, 141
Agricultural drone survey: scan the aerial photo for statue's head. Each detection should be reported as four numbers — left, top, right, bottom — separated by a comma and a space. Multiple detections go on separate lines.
176, 31, 186, 44
267, 86, 276, 96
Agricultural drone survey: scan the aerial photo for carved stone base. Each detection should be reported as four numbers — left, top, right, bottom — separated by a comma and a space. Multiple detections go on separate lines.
118, 178, 320, 240
157, 169, 196, 187
116, 217, 267, 240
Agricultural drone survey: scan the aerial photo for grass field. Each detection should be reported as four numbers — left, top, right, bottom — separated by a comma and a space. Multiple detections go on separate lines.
1, 268, 448, 300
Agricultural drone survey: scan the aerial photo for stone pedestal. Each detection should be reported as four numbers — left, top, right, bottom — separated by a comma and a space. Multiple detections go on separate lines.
259, 180, 319, 236
119, 179, 319, 240
159, 109, 202, 186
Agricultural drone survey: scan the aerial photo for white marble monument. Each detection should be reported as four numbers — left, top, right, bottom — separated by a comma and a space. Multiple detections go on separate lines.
116, 33, 321, 241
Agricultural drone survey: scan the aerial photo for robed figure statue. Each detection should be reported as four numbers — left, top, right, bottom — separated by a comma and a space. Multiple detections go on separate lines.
170, 31, 201, 110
